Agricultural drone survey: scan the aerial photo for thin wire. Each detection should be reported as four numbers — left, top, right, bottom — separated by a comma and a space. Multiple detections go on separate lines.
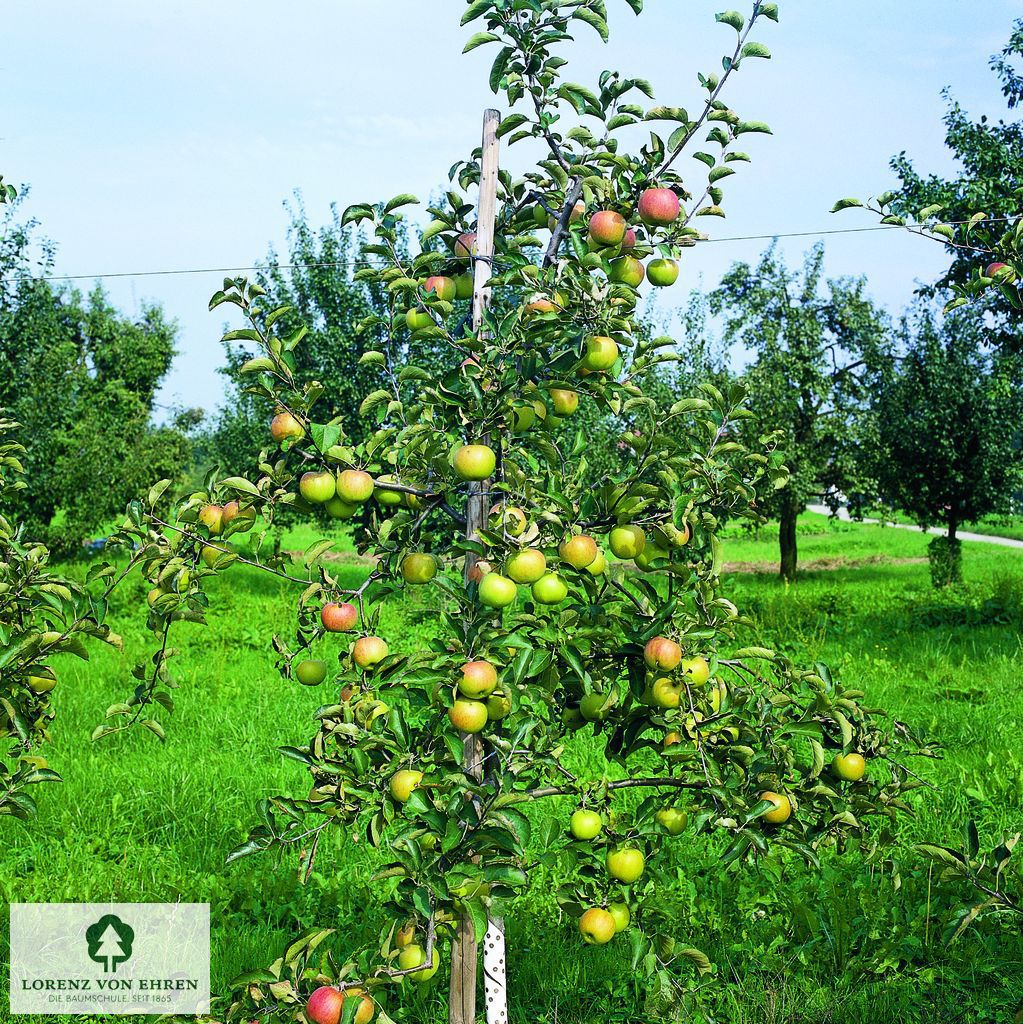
33, 216, 1013, 283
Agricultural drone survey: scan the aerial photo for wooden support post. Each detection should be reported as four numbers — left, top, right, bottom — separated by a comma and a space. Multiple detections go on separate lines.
449, 106, 504, 1024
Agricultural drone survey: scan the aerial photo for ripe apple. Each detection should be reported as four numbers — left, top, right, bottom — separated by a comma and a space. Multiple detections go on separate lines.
650, 676, 684, 709
581, 336, 619, 371
647, 258, 680, 287
221, 501, 256, 533
832, 752, 866, 782
485, 690, 512, 720
199, 504, 224, 535
401, 553, 438, 585
336, 470, 375, 504
397, 943, 439, 982
531, 573, 568, 605
549, 388, 578, 416
294, 659, 327, 686
300, 471, 336, 504
620, 227, 638, 252
490, 504, 527, 537
306, 986, 344, 1024
270, 411, 305, 443
644, 636, 682, 671
760, 791, 792, 824
395, 921, 416, 948
478, 572, 517, 609
570, 808, 603, 840
634, 542, 668, 571
321, 602, 358, 632
506, 548, 547, 584
589, 211, 627, 247
407, 305, 433, 331
201, 543, 231, 569
638, 187, 681, 226
375, 476, 404, 507
389, 769, 424, 803
511, 403, 537, 432
458, 660, 498, 699
339, 992, 375, 1024
424, 275, 456, 302
454, 231, 477, 258
524, 296, 558, 316
608, 902, 630, 933
609, 256, 645, 288
452, 444, 496, 481
454, 274, 474, 300
448, 698, 488, 733
27, 673, 56, 694
585, 548, 607, 576
559, 534, 598, 569
986, 261, 1016, 281
353, 636, 389, 669
606, 847, 645, 884
578, 908, 616, 945
325, 496, 357, 520
548, 200, 586, 231
655, 807, 689, 835
579, 692, 609, 721
679, 656, 710, 686
610, 525, 646, 559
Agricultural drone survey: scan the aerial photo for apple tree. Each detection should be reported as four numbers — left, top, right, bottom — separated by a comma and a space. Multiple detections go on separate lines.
112, 2, 926, 1021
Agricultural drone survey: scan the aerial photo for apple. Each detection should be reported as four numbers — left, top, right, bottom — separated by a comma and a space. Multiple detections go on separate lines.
644, 636, 682, 671
395, 922, 416, 948
610, 525, 646, 560
201, 543, 232, 569
306, 986, 344, 1024
570, 808, 603, 840
322, 602, 358, 632
270, 410, 305, 444
454, 231, 477, 258
336, 470, 375, 504
295, 659, 328, 687
448, 698, 488, 733
608, 902, 631, 934
548, 200, 586, 231
760, 791, 792, 824
581, 336, 619, 371
986, 261, 1016, 281
222, 501, 256, 533
511, 403, 537, 432
389, 769, 424, 803
401, 553, 438, 584
353, 635, 389, 669
339, 991, 375, 1024
468, 559, 493, 584
27, 673, 56, 694
650, 676, 683, 709
325, 496, 357, 520
478, 572, 517, 609
588, 211, 627, 247
199, 504, 224, 535
407, 305, 433, 331
638, 187, 681, 226
579, 692, 609, 721
663, 730, 682, 748
458, 660, 498, 699
620, 227, 638, 252
585, 548, 607, 576
679, 656, 710, 686
634, 543, 668, 571
549, 388, 579, 416
485, 691, 511, 720
374, 476, 404, 507
578, 907, 616, 945
454, 274, 474, 300
646, 258, 679, 287
832, 752, 866, 782
609, 256, 645, 288
531, 573, 568, 605
300, 471, 336, 504
655, 807, 689, 835
524, 296, 559, 316
490, 504, 527, 537
424, 275, 457, 302
606, 847, 645, 884
559, 534, 598, 569
397, 943, 439, 982
452, 444, 496, 481
146, 587, 166, 609
506, 548, 547, 584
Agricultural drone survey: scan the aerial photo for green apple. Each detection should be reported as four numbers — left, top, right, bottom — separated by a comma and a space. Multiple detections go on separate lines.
458, 660, 498, 699
580, 336, 619, 371
655, 807, 689, 835
300, 471, 336, 504
579, 692, 609, 722
389, 769, 424, 803
609, 525, 646, 559
608, 902, 631, 933
452, 444, 496, 481
295, 659, 327, 686
606, 847, 645, 884
448, 698, 488, 733
531, 573, 568, 605
578, 908, 616, 945
506, 548, 547, 584
478, 572, 517, 609
570, 808, 603, 841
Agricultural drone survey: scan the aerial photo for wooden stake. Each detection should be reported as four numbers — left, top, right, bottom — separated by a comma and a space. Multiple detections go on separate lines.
450, 106, 503, 1024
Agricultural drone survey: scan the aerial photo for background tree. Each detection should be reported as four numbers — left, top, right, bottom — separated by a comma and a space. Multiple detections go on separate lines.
871, 303, 1023, 585
704, 243, 891, 579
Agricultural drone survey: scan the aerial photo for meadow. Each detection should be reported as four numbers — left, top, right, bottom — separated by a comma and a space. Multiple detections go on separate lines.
2, 514, 1021, 1023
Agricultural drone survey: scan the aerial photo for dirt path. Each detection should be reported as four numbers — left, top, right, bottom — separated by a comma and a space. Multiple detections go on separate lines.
806, 505, 1023, 549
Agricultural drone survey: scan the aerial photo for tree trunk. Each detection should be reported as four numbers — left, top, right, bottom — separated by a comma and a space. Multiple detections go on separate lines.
778, 491, 799, 581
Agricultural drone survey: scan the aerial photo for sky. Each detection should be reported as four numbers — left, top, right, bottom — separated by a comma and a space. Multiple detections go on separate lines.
3, 0, 1018, 418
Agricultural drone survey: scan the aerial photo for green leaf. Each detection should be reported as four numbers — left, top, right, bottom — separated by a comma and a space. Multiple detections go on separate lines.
359, 350, 387, 366
384, 193, 419, 214
461, 0, 493, 26
624, 0, 643, 11
574, 8, 609, 41
715, 10, 745, 31
678, 946, 713, 976
759, 2, 780, 21
490, 46, 514, 93
735, 120, 772, 135
740, 41, 771, 59
341, 203, 375, 227
220, 476, 261, 497
463, 31, 500, 53
830, 198, 864, 213
708, 165, 735, 183
359, 390, 393, 416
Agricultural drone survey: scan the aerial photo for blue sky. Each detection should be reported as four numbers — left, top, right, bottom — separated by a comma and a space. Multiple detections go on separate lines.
4, 1, 1018, 416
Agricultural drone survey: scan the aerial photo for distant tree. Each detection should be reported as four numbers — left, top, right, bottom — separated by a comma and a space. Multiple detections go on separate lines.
871, 303, 1023, 585
706, 244, 891, 579
0, 199, 190, 551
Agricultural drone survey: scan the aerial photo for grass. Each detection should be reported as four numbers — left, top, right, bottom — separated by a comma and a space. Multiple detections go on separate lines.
2, 514, 1022, 1023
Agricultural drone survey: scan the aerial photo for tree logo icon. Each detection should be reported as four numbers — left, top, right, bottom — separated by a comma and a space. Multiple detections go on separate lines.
85, 914, 135, 973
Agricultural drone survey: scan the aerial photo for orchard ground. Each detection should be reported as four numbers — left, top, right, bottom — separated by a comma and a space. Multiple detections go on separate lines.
2, 513, 1022, 1023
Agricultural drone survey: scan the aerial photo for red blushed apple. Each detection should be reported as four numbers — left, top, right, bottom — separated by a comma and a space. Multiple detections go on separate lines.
458, 660, 499, 699
305, 986, 343, 1024
638, 187, 680, 226
321, 602, 358, 633
270, 410, 305, 443
588, 211, 627, 247
644, 636, 682, 671
454, 231, 477, 258
424, 275, 457, 302
548, 200, 585, 231
620, 227, 638, 252
353, 635, 389, 669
